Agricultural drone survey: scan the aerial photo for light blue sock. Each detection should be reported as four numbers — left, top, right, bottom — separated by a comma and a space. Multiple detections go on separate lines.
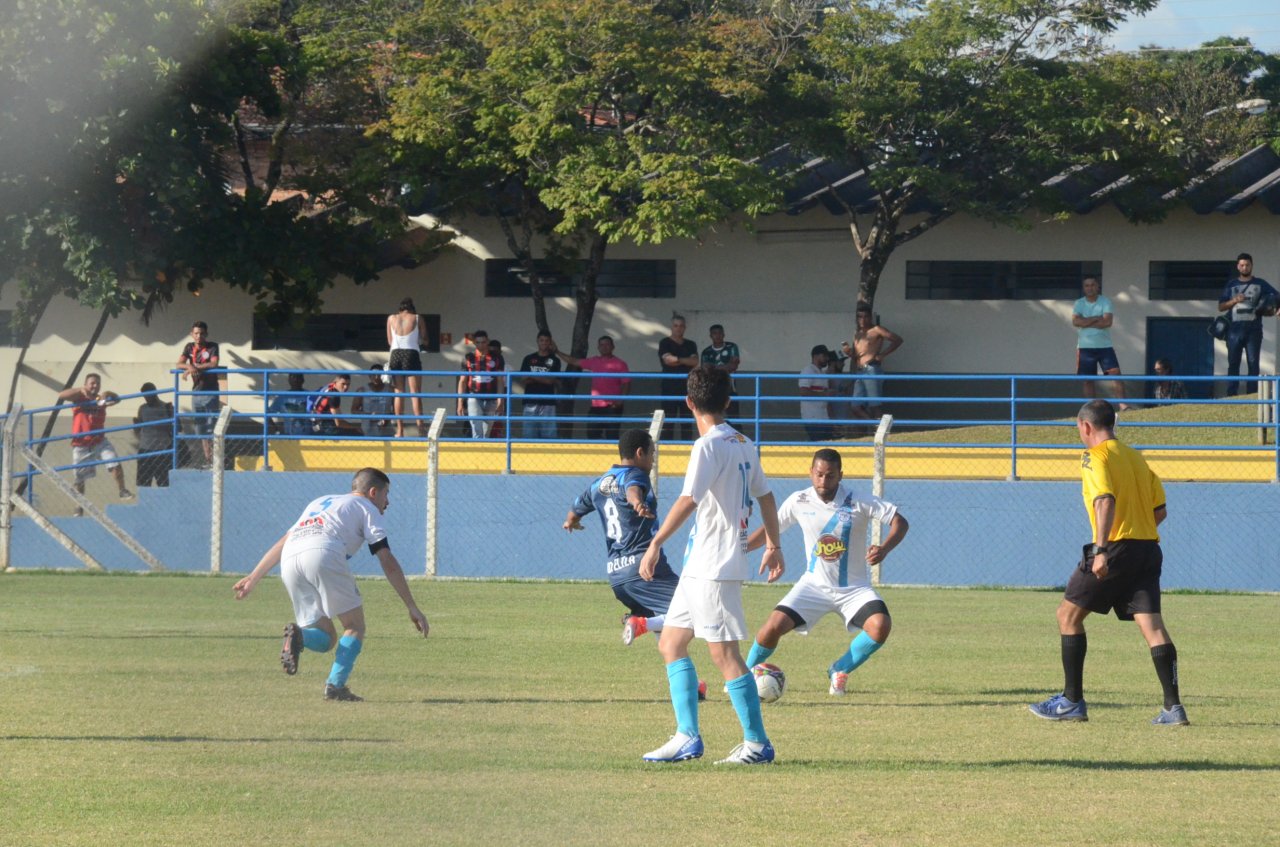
830, 631, 883, 675
745, 640, 774, 668
326, 634, 363, 687
666, 657, 700, 737
726, 672, 767, 744
302, 627, 331, 652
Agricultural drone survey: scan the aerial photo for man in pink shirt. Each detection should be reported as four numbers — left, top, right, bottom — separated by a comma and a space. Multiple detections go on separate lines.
554, 335, 631, 441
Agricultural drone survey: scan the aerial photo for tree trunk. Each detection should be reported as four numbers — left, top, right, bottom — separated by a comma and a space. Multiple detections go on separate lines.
569, 233, 608, 358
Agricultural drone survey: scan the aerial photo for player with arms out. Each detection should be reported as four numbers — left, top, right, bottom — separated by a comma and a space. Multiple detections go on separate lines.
1029, 399, 1188, 725
639, 365, 785, 765
742, 448, 908, 696
233, 467, 429, 701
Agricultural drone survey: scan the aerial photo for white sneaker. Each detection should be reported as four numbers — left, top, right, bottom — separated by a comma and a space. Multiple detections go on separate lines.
642, 732, 704, 762
829, 670, 849, 696
714, 740, 775, 765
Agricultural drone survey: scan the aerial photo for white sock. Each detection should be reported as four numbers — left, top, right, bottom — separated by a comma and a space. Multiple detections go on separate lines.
647, 615, 665, 632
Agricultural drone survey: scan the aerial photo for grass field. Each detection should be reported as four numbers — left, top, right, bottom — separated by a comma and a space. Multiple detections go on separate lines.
2, 573, 1278, 846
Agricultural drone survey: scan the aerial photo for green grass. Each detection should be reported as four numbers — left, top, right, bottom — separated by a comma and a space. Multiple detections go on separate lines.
2, 574, 1278, 846
887, 392, 1276, 447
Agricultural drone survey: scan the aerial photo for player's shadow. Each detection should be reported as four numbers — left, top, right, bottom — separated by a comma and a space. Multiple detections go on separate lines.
0, 734, 398, 744
409, 696, 672, 705
780, 757, 1280, 772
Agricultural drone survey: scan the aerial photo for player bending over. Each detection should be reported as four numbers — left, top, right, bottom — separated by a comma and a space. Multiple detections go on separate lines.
639, 365, 785, 766
233, 467, 429, 701
743, 448, 908, 696
564, 429, 707, 699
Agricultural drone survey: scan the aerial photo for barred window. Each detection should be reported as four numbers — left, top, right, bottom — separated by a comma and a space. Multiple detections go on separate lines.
1148, 261, 1233, 301
906, 261, 1102, 300
252, 313, 441, 352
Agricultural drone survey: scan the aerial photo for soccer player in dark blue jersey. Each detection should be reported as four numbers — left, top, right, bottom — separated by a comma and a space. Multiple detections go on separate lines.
564, 429, 680, 647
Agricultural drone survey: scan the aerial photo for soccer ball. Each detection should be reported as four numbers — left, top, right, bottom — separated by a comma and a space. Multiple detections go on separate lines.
752, 662, 786, 703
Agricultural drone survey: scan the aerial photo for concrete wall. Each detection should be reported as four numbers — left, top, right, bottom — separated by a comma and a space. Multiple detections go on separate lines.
10, 470, 1278, 592
6, 203, 1279, 419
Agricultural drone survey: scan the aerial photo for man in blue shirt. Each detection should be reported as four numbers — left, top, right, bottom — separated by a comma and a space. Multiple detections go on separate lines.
564, 429, 681, 647
1073, 276, 1128, 409
1218, 252, 1279, 396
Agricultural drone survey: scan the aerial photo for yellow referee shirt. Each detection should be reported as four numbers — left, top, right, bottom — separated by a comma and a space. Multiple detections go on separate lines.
1080, 438, 1165, 542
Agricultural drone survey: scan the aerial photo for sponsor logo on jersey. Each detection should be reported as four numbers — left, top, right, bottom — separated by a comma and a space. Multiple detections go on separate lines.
599, 474, 619, 496
1080, 450, 1092, 470
297, 516, 325, 528
814, 533, 846, 562
835, 508, 853, 525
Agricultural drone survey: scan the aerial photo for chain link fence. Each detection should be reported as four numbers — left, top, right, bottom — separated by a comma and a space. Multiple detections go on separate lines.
5, 369, 1279, 591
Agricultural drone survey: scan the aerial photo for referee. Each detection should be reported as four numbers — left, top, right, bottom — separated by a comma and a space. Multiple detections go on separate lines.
1030, 400, 1189, 726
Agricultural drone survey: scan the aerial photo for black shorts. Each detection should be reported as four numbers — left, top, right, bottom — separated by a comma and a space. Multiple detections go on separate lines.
1064, 539, 1162, 621
612, 575, 678, 617
389, 349, 422, 372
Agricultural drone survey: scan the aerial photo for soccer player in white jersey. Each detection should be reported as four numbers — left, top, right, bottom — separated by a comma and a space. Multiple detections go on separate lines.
233, 467, 429, 701
744, 448, 908, 696
638, 366, 785, 765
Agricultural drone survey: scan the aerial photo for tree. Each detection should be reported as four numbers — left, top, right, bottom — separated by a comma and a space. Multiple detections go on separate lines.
789, 0, 1189, 309
0, 0, 393, 412
382, 0, 794, 356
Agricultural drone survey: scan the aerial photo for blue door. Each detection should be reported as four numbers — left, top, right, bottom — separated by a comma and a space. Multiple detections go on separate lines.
1146, 317, 1215, 399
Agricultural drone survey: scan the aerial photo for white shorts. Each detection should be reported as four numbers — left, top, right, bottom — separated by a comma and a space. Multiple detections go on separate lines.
281, 548, 363, 626
664, 575, 747, 643
776, 579, 883, 634
72, 440, 119, 482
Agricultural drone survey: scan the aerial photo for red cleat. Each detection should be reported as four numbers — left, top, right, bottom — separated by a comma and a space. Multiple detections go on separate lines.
622, 616, 649, 646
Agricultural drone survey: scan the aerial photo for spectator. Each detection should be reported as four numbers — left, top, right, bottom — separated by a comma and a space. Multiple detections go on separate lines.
57, 374, 133, 514
520, 331, 562, 439
387, 297, 428, 437
488, 339, 509, 439
309, 374, 358, 436
351, 367, 396, 438
133, 382, 174, 488
176, 320, 221, 467
799, 345, 835, 442
658, 313, 698, 441
268, 373, 311, 436
701, 324, 743, 429
1071, 277, 1128, 409
1152, 358, 1188, 403
554, 335, 631, 441
456, 330, 505, 439
1218, 253, 1279, 396
842, 303, 903, 420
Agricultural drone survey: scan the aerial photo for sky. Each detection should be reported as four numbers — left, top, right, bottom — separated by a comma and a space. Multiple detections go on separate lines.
1107, 0, 1280, 54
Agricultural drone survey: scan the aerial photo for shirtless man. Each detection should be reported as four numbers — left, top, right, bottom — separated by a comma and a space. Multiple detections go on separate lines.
841, 303, 903, 420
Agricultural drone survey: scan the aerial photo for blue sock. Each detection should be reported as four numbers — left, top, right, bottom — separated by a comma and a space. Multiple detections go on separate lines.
326, 635, 363, 687
666, 657, 700, 737
745, 640, 774, 668
726, 672, 767, 744
830, 631, 883, 675
302, 627, 331, 652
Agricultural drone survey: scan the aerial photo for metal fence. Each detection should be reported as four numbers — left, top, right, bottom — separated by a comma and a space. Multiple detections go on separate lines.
3, 369, 1279, 590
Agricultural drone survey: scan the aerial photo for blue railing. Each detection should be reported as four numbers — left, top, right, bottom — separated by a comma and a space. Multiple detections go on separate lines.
7, 369, 1279, 482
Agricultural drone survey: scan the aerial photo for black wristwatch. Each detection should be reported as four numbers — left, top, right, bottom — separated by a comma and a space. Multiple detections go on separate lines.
1090, 544, 1109, 557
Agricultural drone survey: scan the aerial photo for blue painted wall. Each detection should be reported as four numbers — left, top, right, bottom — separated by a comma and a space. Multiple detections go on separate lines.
11, 470, 1280, 592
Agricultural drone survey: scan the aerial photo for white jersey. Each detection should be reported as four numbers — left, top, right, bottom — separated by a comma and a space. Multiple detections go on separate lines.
680, 423, 770, 581
778, 484, 897, 589
282, 493, 388, 560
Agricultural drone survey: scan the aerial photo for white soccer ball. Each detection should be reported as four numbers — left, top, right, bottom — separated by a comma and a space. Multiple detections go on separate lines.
752, 662, 786, 703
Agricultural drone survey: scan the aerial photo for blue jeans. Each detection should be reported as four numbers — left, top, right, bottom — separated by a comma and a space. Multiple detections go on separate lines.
522, 405, 557, 439
853, 363, 884, 406
1225, 321, 1262, 396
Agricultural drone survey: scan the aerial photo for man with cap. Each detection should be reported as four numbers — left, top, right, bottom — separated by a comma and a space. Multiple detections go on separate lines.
799, 345, 835, 442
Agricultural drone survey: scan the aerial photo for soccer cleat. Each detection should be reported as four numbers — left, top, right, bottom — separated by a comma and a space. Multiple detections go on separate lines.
280, 623, 302, 675
714, 740, 776, 765
1151, 704, 1190, 726
324, 683, 364, 702
829, 670, 849, 696
697, 679, 708, 701
622, 616, 648, 646
642, 732, 704, 763
1028, 693, 1088, 722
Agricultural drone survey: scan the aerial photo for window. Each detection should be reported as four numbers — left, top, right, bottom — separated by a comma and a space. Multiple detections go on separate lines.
252, 313, 441, 352
484, 259, 675, 298
906, 261, 1101, 300
1149, 261, 1233, 301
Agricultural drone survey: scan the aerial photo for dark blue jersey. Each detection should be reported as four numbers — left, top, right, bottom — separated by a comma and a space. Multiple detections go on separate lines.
571, 465, 674, 585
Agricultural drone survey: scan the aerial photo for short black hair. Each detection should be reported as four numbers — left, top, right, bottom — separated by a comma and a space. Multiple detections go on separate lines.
618, 429, 653, 460
812, 448, 842, 468
687, 365, 731, 414
140, 382, 157, 393
1238, 252, 1253, 263
473, 330, 488, 340
352, 467, 390, 492
855, 303, 872, 314
537, 330, 552, 340
709, 324, 724, 333
1154, 357, 1173, 373
1077, 399, 1116, 429
192, 320, 208, 331
399, 297, 416, 313
598, 335, 614, 344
